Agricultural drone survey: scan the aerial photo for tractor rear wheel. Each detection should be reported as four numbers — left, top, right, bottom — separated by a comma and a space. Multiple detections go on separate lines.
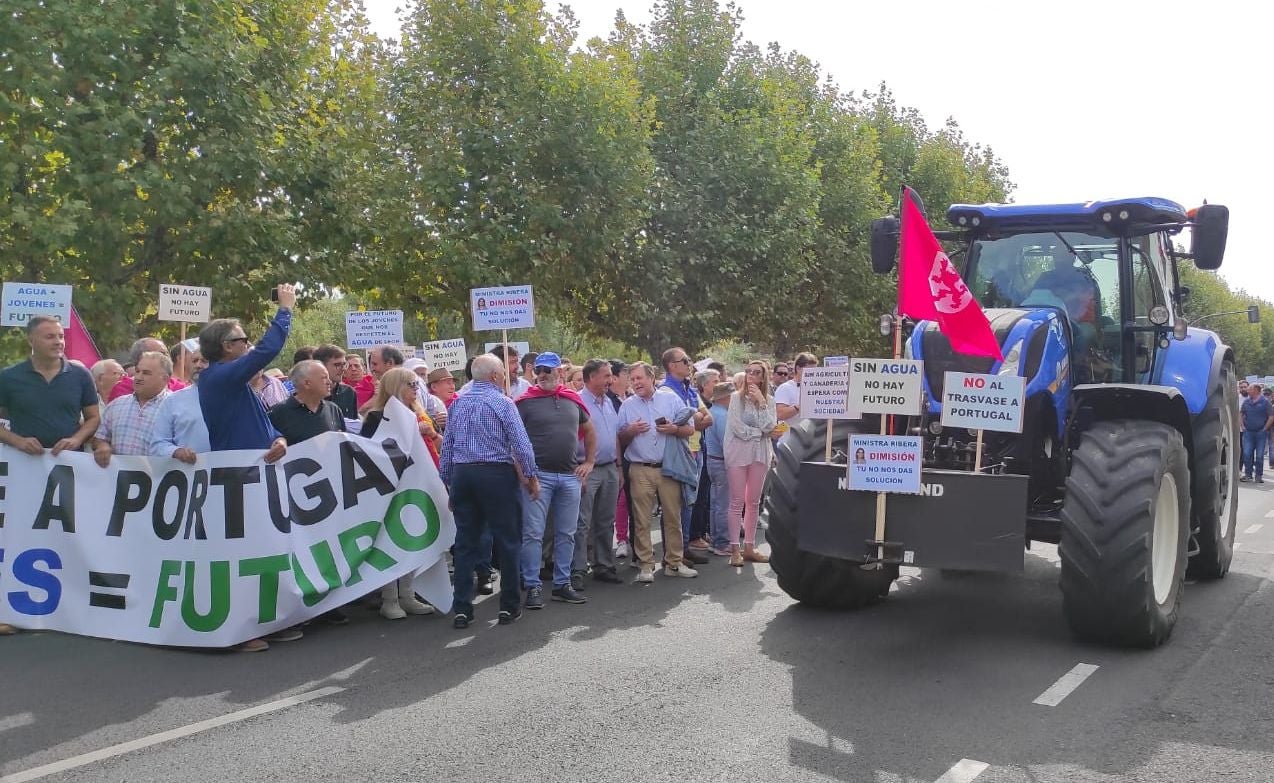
1187, 360, 1239, 579
1060, 420, 1190, 647
766, 418, 897, 608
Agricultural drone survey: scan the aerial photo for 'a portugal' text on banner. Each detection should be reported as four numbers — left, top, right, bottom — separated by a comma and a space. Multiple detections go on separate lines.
897, 187, 1003, 360
0, 397, 455, 647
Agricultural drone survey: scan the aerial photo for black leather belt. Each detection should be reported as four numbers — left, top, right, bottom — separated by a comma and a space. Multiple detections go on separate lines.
630, 461, 662, 468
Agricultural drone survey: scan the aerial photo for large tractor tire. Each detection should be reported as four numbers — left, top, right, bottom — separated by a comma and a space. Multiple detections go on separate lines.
766, 418, 897, 608
1060, 420, 1190, 647
1187, 360, 1239, 579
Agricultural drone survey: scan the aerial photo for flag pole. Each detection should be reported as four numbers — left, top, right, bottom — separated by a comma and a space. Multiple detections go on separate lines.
502, 328, 510, 395
974, 429, 984, 472
179, 322, 188, 382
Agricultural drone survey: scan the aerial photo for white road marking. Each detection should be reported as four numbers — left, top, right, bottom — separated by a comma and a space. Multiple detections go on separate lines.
1244, 523, 1263, 535
0, 712, 34, 733
0, 686, 345, 783
934, 758, 990, 783
1033, 663, 1099, 706
445, 636, 475, 648
1264, 509, 1274, 519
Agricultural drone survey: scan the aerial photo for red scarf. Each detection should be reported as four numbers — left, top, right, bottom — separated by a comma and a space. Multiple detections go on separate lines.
516, 384, 589, 437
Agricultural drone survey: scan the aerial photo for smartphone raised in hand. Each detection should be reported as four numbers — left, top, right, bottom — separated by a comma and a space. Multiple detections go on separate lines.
655, 417, 668, 426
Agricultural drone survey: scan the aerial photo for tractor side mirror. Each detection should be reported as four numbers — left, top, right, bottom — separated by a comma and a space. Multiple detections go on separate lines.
1248, 305, 1260, 324
870, 216, 899, 274
1191, 204, 1229, 270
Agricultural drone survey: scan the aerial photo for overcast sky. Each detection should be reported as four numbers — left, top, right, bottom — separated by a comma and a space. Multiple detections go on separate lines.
363, 0, 1268, 299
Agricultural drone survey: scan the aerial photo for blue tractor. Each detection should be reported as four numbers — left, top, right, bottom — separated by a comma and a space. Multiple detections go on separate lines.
765, 197, 1237, 647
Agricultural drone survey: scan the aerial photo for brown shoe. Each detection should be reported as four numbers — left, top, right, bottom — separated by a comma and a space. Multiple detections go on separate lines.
0, 623, 17, 636
743, 546, 770, 563
234, 638, 270, 652
729, 547, 744, 567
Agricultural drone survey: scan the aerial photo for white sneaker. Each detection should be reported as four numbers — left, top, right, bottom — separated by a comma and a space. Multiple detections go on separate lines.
663, 564, 698, 578
635, 568, 655, 584
615, 541, 630, 559
379, 600, 407, 620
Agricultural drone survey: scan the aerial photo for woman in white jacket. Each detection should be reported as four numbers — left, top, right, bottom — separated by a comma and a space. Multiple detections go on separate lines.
724, 360, 777, 566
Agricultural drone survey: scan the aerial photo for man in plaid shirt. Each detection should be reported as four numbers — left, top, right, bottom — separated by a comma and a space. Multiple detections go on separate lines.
93, 351, 174, 464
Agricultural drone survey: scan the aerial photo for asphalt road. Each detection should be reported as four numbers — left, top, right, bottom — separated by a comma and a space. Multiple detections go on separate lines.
3, 485, 1274, 783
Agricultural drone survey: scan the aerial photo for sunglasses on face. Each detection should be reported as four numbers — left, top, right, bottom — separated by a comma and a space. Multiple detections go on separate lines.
534, 366, 556, 376
774, 369, 789, 375
671, 357, 692, 365
225, 337, 249, 345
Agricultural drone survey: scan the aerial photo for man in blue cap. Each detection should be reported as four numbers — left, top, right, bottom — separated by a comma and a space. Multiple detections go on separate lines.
515, 351, 598, 608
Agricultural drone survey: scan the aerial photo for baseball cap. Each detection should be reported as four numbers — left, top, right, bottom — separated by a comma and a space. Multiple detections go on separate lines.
533, 351, 562, 370
403, 358, 428, 373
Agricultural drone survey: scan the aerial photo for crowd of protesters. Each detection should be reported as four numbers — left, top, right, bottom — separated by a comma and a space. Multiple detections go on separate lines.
0, 284, 830, 646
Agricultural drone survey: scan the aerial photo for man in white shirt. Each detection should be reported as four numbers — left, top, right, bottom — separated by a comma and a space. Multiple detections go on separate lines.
458, 344, 532, 399
775, 352, 819, 428
618, 361, 698, 583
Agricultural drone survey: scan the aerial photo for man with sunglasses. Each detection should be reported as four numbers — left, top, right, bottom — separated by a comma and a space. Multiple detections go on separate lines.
515, 352, 596, 608
658, 347, 713, 566
775, 352, 819, 428
196, 284, 299, 651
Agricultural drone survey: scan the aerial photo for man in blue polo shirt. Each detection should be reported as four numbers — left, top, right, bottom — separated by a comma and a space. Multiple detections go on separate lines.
0, 314, 100, 635
0, 315, 99, 455
1239, 383, 1274, 483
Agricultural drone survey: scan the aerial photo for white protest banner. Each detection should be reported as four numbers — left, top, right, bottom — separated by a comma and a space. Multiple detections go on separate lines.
1264, 376, 1274, 388
345, 310, 404, 349
1246, 375, 1260, 384
848, 358, 924, 415
157, 284, 213, 323
941, 372, 1025, 434
471, 285, 534, 331
2, 282, 72, 327
824, 355, 849, 367
400, 345, 417, 360
484, 341, 531, 357
422, 338, 467, 372
799, 367, 855, 419
847, 434, 923, 494
0, 398, 454, 648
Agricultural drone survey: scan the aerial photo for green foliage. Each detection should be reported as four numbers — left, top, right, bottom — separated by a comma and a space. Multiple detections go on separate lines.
0, 0, 390, 352
1, 0, 1019, 367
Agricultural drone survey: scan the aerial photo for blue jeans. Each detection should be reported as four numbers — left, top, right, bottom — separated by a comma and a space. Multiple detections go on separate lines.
521, 472, 581, 588
1242, 430, 1268, 478
450, 463, 523, 618
706, 456, 731, 550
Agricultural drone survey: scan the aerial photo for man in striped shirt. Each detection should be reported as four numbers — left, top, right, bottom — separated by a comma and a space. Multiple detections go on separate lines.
441, 354, 540, 628
92, 351, 174, 464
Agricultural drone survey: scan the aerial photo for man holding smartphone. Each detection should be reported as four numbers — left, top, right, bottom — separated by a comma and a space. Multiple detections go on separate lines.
619, 361, 698, 583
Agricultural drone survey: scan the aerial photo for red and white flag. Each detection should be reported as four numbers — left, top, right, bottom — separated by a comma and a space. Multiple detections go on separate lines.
897, 187, 1003, 360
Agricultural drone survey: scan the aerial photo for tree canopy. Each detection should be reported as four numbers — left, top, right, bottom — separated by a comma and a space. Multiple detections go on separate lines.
6, 0, 1265, 369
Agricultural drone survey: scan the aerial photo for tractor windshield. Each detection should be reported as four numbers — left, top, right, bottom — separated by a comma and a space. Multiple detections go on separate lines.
967, 231, 1118, 317
968, 231, 1123, 383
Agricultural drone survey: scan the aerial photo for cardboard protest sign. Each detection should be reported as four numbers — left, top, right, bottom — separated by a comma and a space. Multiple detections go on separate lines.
346, 310, 404, 349
0, 398, 454, 647
158, 284, 213, 323
941, 372, 1025, 433
422, 339, 467, 372
798, 367, 855, 419
847, 434, 923, 494
848, 358, 923, 415
471, 285, 534, 331
2, 282, 72, 327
